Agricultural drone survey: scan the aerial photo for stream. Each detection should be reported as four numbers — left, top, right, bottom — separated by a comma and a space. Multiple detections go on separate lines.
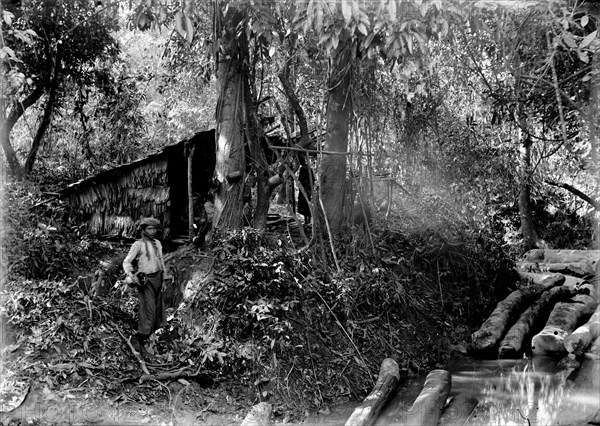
447, 356, 599, 425
310, 355, 599, 426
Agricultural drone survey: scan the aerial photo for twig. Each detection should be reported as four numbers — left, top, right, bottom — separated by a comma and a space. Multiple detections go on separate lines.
115, 326, 150, 375
312, 288, 369, 372
151, 379, 173, 422
437, 260, 444, 310
305, 332, 324, 405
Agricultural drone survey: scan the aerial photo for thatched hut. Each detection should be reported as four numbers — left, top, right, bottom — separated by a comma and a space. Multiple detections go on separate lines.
62, 130, 216, 240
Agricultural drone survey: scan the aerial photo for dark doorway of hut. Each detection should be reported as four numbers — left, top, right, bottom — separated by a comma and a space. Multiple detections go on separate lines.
166, 131, 216, 249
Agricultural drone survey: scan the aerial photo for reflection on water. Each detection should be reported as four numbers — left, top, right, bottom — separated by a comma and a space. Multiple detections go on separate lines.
449, 356, 600, 425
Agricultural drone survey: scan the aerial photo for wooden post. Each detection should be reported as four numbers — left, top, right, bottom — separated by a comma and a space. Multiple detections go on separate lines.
187, 144, 196, 242
344, 358, 400, 426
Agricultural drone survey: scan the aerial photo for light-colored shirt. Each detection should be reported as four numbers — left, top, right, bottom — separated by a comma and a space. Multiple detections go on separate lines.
123, 237, 166, 275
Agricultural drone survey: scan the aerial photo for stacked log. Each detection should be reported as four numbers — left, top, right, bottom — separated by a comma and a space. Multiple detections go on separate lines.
498, 285, 576, 358
240, 402, 272, 426
469, 250, 600, 360
471, 273, 565, 354
402, 369, 451, 426
344, 358, 400, 426
519, 249, 600, 276
564, 305, 600, 356
438, 393, 478, 426
531, 283, 598, 356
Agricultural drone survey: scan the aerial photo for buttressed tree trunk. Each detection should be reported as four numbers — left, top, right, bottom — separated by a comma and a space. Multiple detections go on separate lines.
212, 5, 246, 230
320, 34, 354, 235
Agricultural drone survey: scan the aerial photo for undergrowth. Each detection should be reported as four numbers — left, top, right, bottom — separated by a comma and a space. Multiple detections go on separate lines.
2, 179, 593, 421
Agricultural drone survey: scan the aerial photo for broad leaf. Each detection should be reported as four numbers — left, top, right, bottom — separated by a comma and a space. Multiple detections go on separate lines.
357, 22, 368, 36
562, 32, 577, 49
388, 0, 396, 23
342, 0, 352, 25
579, 30, 597, 49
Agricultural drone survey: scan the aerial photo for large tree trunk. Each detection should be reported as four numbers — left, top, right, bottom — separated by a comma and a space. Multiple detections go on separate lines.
471, 274, 565, 354
320, 34, 354, 234
242, 63, 269, 230
212, 6, 246, 230
344, 358, 399, 426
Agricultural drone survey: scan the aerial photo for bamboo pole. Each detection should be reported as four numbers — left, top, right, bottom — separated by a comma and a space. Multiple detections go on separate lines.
187, 144, 195, 242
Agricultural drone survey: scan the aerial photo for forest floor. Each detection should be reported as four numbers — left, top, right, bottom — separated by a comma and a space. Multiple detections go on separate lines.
0, 202, 517, 425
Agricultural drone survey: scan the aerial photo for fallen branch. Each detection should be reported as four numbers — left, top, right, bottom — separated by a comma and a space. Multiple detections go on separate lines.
115, 326, 150, 375
545, 180, 599, 211
139, 367, 194, 384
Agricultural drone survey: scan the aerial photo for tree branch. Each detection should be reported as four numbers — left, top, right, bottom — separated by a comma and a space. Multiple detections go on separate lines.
545, 180, 599, 211
278, 57, 310, 148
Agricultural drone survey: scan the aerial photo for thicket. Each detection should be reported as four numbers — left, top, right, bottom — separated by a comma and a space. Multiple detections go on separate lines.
0, 177, 551, 414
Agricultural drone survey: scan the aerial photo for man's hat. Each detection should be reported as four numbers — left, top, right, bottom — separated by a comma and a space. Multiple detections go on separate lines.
139, 217, 161, 228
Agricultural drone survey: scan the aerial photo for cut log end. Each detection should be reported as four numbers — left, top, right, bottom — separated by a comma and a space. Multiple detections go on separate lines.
240, 402, 272, 426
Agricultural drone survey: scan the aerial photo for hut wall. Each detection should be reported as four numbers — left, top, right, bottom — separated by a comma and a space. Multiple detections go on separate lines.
69, 158, 171, 238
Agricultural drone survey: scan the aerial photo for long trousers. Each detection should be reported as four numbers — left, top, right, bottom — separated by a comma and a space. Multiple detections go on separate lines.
137, 271, 166, 338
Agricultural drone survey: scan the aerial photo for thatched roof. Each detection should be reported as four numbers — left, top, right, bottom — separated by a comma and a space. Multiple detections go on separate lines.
62, 130, 215, 239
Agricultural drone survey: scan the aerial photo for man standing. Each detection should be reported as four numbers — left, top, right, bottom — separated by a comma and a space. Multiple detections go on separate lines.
123, 217, 171, 352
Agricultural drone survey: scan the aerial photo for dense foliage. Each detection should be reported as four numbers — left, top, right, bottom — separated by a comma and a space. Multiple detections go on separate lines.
1, 0, 599, 422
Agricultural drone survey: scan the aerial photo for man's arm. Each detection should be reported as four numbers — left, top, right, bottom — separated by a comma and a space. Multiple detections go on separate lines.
123, 242, 140, 278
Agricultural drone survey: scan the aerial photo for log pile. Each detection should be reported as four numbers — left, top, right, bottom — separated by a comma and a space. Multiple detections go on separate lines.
342, 361, 477, 426
344, 358, 399, 426
471, 249, 599, 359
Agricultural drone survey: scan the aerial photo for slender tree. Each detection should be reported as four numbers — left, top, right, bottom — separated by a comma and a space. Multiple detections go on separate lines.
0, 0, 119, 176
